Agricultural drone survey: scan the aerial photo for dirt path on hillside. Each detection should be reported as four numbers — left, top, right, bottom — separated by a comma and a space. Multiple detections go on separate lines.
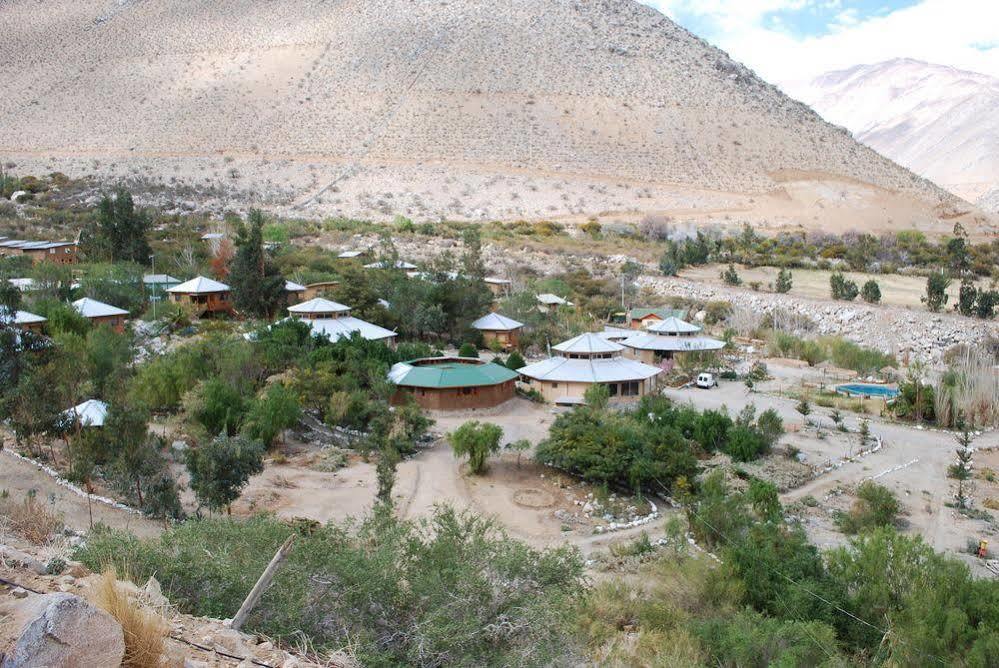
0, 450, 163, 538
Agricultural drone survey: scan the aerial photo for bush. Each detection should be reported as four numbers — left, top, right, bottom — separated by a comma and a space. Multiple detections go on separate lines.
922, 270, 951, 312
830, 272, 859, 301
721, 264, 742, 286
505, 350, 525, 370
774, 268, 792, 294
725, 425, 768, 462
834, 481, 900, 534
458, 342, 479, 358
861, 279, 881, 304
75, 508, 585, 666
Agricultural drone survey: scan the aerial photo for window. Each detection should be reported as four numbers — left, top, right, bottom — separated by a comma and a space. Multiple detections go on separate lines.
551, 382, 558, 388
607, 383, 619, 397
622, 381, 640, 397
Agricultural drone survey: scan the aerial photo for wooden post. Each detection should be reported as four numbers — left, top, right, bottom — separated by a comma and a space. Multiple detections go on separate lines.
230, 535, 295, 632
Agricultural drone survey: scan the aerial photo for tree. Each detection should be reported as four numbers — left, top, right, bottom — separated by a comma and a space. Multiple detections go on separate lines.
506, 439, 531, 468
103, 402, 162, 507
834, 481, 899, 534
448, 421, 503, 475
952, 423, 974, 508
80, 189, 152, 264
860, 279, 881, 304
795, 399, 811, 425
457, 342, 479, 358
721, 263, 742, 286
774, 268, 792, 294
922, 271, 951, 312
230, 209, 286, 318
505, 350, 525, 370
584, 383, 610, 410
242, 384, 301, 448
830, 272, 858, 301
975, 290, 998, 320
957, 278, 978, 317
185, 434, 265, 514
185, 378, 247, 436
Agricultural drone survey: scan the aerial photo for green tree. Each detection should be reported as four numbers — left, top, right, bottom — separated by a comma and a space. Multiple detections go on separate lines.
860, 279, 881, 304
774, 268, 792, 294
584, 383, 610, 410
185, 378, 247, 436
922, 270, 951, 312
975, 289, 998, 319
230, 209, 286, 318
957, 278, 978, 317
830, 272, 859, 300
795, 399, 811, 424
505, 350, 525, 370
448, 421, 503, 475
242, 384, 301, 448
721, 263, 742, 286
80, 189, 152, 264
457, 342, 479, 358
185, 434, 265, 514
506, 439, 531, 468
834, 481, 899, 534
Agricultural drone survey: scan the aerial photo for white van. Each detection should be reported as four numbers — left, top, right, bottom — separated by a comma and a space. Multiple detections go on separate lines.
696, 373, 717, 389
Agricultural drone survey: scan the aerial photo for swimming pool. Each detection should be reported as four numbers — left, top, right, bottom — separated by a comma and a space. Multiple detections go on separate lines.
836, 383, 900, 399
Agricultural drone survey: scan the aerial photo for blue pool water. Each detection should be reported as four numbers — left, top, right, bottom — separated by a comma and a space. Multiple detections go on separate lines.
836, 383, 900, 399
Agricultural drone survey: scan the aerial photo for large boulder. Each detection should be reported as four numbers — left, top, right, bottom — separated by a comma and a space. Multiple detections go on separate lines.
0, 592, 125, 668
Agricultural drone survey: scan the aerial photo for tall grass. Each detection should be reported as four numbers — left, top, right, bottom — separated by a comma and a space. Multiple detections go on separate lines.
935, 345, 999, 428
91, 569, 169, 668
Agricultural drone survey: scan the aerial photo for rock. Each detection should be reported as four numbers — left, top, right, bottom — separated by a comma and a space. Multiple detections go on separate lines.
143, 576, 169, 609
10, 588, 29, 599
183, 660, 209, 668
66, 561, 91, 578
0, 592, 125, 668
0, 546, 47, 575
9, 190, 28, 203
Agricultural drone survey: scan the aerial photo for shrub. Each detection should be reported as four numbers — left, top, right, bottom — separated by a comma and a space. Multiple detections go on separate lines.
458, 342, 479, 358
774, 268, 792, 293
830, 272, 859, 301
75, 508, 585, 666
922, 270, 951, 312
834, 481, 900, 534
725, 425, 768, 462
505, 350, 525, 370
0, 493, 63, 544
721, 264, 742, 286
861, 279, 881, 304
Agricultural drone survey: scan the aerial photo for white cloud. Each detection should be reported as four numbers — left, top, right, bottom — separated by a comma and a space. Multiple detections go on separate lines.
644, 0, 999, 90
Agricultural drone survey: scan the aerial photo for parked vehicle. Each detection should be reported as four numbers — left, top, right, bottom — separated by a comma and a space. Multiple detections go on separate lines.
696, 372, 717, 389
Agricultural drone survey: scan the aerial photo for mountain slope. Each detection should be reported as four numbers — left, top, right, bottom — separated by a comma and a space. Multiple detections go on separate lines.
0, 0, 977, 231
794, 58, 999, 208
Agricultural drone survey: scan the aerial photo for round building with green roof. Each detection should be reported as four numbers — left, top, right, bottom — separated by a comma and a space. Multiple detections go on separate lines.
388, 357, 518, 410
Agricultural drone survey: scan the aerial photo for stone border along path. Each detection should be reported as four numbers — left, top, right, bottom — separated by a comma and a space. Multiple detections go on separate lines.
1, 450, 143, 516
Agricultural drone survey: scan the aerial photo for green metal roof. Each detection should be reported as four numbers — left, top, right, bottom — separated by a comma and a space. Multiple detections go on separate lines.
388, 357, 519, 389
629, 307, 686, 321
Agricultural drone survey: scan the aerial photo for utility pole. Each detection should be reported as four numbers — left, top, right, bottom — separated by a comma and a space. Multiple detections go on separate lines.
149, 254, 156, 319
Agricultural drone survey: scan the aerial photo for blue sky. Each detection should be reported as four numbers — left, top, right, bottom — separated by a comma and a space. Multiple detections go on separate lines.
641, 0, 999, 88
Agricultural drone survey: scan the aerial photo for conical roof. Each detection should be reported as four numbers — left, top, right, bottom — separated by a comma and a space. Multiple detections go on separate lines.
553, 332, 622, 355
647, 316, 701, 334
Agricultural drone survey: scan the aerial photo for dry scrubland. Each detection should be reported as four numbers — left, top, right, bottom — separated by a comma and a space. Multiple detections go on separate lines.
1, 0, 986, 233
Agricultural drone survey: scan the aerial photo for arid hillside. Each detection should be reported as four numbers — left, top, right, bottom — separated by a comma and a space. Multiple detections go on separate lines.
0, 0, 989, 233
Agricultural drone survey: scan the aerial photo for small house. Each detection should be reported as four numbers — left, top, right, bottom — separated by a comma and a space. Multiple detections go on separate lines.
484, 277, 511, 298
13, 310, 47, 333
471, 312, 524, 350
536, 293, 572, 313
284, 280, 307, 305
627, 307, 687, 330
63, 399, 109, 428
286, 298, 397, 346
620, 316, 725, 364
303, 281, 340, 301
0, 239, 77, 264
167, 276, 233, 316
72, 298, 128, 333
389, 357, 518, 410
517, 333, 662, 405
